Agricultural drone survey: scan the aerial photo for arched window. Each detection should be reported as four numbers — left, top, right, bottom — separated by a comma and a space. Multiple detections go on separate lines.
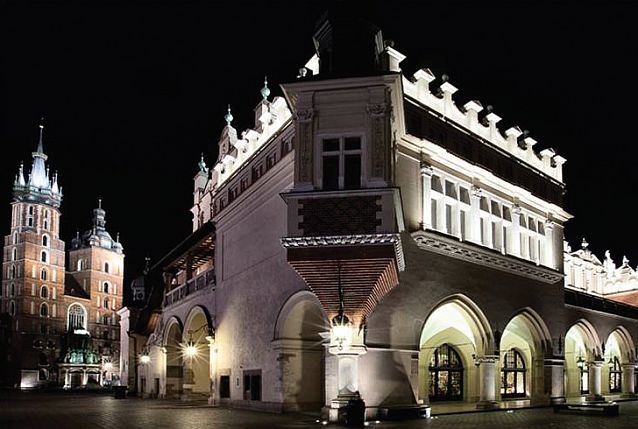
41, 251, 48, 263
576, 351, 589, 394
43, 210, 49, 230
77, 259, 83, 271
40, 286, 48, 299
609, 356, 622, 393
40, 303, 49, 317
103, 282, 109, 294
67, 303, 87, 331
12, 232, 18, 245
10, 265, 16, 279
103, 297, 109, 309
9, 301, 16, 316
41, 268, 48, 281
42, 235, 49, 247
12, 248, 17, 261
501, 349, 526, 398
104, 262, 110, 274
429, 344, 464, 402
27, 206, 34, 227
10, 284, 15, 297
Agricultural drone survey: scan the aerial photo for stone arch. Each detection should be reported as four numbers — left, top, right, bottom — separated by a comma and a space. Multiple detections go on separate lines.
274, 290, 329, 412
418, 294, 495, 404
564, 319, 602, 398
182, 306, 213, 398
602, 326, 636, 396
163, 316, 184, 398
604, 326, 635, 364
499, 308, 552, 400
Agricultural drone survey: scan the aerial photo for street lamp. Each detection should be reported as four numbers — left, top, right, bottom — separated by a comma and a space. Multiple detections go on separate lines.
576, 354, 585, 369
331, 262, 352, 351
140, 353, 151, 364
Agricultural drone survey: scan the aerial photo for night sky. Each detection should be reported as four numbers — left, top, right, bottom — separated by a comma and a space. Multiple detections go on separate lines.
1, 1, 636, 301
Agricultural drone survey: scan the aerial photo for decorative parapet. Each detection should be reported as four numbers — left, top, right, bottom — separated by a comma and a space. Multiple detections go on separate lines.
402, 67, 566, 182
412, 230, 563, 284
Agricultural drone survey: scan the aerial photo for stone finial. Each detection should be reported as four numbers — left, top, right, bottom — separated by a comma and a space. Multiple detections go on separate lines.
260, 76, 270, 102
198, 153, 208, 173
581, 238, 589, 250
224, 105, 233, 126
623, 255, 630, 267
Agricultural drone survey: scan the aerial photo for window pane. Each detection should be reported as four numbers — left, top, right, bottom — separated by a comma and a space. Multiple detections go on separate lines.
445, 181, 456, 198
431, 176, 443, 193
516, 373, 525, 394
459, 187, 470, 204
322, 155, 339, 190
344, 137, 361, 150
323, 139, 339, 152
344, 154, 361, 189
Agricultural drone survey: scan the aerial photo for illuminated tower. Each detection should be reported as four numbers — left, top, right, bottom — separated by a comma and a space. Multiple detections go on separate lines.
1, 122, 65, 386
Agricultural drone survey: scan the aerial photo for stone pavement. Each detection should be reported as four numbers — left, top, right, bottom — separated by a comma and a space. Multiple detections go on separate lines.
3, 391, 638, 429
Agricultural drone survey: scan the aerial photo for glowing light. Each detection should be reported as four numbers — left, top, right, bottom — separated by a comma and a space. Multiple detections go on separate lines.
140, 355, 151, 364
104, 362, 113, 370
185, 343, 198, 358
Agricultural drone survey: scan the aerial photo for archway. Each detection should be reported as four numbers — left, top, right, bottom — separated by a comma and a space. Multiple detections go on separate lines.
564, 320, 601, 399
603, 327, 636, 395
418, 295, 494, 404
499, 309, 551, 402
274, 291, 329, 411
183, 307, 212, 399
164, 318, 184, 398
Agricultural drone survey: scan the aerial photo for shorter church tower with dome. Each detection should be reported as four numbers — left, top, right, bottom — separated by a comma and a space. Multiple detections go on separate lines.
0, 122, 125, 389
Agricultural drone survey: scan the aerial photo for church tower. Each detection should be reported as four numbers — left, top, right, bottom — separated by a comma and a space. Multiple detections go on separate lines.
1, 123, 65, 386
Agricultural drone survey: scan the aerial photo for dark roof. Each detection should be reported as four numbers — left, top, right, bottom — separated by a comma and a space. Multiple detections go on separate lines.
155, 221, 215, 273
64, 273, 90, 300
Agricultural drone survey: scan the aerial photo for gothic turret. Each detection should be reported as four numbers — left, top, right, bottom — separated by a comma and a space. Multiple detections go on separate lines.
71, 200, 124, 254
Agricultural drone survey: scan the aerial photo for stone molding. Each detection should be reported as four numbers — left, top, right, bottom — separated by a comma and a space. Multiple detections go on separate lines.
411, 230, 563, 284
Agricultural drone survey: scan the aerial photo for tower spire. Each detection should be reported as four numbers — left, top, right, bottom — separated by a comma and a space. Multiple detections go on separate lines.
37, 118, 44, 154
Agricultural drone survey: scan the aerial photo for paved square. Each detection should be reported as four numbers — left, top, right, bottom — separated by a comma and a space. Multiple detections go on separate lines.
3, 392, 638, 429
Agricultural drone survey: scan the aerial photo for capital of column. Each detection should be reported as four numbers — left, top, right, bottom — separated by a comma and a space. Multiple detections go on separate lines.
420, 163, 433, 177
473, 354, 499, 366
470, 185, 482, 198
295, 108, 314, 123
511, 203, 522, 215
544, 218, 555, 230
621, 362, 636, 370
588, 360, 604, 368
206, 335, 215, 346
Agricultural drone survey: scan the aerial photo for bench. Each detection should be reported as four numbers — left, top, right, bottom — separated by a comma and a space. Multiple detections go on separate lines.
554, 401, 619, 416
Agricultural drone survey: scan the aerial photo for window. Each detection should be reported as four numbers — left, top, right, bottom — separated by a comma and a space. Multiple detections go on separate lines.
40, 286, 48, 299
12, 248, 17, 261
77, 259, 84, 271
104, 262, 110, 274
10, 265, 16, 279
42, 235, 49, 247
103, 282, 110, 294
9, 284, 15, 297
428, 344, 463, 402
321, 136, 362, 190
103, 315, 109, 325
43, 210, 49, 230
27, 206, 34, 227
609, 356, 622, 393
9, 301, 16, 316
501, 349, 526, 398
41, 268, 47, 281
220, 375, 231, 398
104, 297, 109, 309
41, 251, 48, 263
40, 303, 48, 317
243, 370, 262, 401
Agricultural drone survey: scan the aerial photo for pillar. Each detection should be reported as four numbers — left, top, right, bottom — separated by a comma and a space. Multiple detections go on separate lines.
543, 220, 555, 269
81, 370, 88, 386
621, 363, 636, 398
158, 346, 167, 399
586, 361, 604, 402
476, 355, 499, 409
509, 204, 521, 257
207, 336, 217, 405
544, 359, 566, 404
182, 356, 194, 400
420, 165, 433, 230
468, 186, 482, 244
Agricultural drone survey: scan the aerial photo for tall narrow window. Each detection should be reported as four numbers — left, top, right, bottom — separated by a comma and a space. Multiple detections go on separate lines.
501, 349, 526, 398
428, 344, 463, 402
103, 282, 110, 294
40, 286, 48, 299
104, 297, 109, 309
609, 356, 622, 393
41, 251, 48, 263
40, 303, 48, 317
42, 235, 49, 247
12, 248, 17, 261
104, 262, 110, 274
41, 268, 47, 281
321, 136, 362, 190
27, 206, 34, 227
43, 210, 49, 230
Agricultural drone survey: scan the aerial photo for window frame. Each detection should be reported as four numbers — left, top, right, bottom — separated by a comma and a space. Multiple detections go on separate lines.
317, 134, 366, 191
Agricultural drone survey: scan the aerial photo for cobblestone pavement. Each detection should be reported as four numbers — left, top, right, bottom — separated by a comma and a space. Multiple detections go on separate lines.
3, 392, 638, 429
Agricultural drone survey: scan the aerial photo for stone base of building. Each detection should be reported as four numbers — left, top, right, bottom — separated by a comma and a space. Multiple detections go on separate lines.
476, 400, 499, 409
585, 394, 606, 402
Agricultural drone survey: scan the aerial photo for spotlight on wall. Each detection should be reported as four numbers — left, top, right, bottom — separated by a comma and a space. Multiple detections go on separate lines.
140, 354, 151, 364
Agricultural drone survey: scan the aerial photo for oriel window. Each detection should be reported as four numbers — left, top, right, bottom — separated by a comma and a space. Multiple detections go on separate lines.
321, 136, 362, 190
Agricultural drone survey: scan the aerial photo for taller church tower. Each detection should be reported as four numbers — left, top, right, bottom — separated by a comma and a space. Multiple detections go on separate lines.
1, 123, 65, 386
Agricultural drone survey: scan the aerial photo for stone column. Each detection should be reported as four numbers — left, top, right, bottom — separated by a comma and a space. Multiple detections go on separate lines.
476, 355, 499, 409
420, 164, 433, 230
509, 204, 522, 257
544, 359, 566, 404
621, 363, 636, 398
586, 361, 605, 402
207, 336, 217, 405
468, 186, 482, 245
81, 369, 88, 386
182, 356, 194, 400
543, 220, 555, 268
158, 346, 167, 399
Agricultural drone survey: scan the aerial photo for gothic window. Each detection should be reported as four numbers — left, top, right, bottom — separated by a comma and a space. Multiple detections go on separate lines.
42, 235, 49, 247
41, 268, 47, 281
428, 344, 464, 402
43, 210, 49, 230
609, 356, 622, 393
321, 136, 362, 191
40, 302, 48, 317
10, 265, 16, 279
12, 248, 17, 261
67, 303, 87, 331
103, 282, 109, 294
40, 286, 48, 299
103, 315, 109, 325
41, 251, 48, 264
12, 232, 18, 245
104, 297, 109, 309
10, 284, 15, 297
501, 349, 526, 398
9, 301, 16, 316
27, 206, 34, 227
104, 262, 110, 274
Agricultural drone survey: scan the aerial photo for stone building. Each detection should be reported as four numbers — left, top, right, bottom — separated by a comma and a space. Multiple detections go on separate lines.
121, 9, 638, 421
0, 125, 125, 388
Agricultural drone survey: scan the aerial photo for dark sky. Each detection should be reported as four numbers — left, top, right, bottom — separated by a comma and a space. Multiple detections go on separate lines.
1, 1, 637, 300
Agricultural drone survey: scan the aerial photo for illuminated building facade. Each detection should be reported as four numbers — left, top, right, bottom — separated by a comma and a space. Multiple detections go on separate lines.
122, 10, 638, 420
0, 126, 125, 388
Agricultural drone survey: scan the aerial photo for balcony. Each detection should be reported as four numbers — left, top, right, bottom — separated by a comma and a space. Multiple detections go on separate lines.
164, 268, 215, 308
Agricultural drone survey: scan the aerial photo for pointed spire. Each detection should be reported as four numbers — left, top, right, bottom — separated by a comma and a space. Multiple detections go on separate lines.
37, 118, 44, 154
260, 75, 270, 102
17, 162, 26, 187
116, 232, 120, 243
51, 171, 59, 194
224, 104, 233, 126
98, 197, 102, 209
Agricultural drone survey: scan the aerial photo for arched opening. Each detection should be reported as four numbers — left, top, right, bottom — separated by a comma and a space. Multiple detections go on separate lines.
41, 268, 47, 281
12, 248, 17, 261
564, 320, 601, 398
500, 310, 551, 402
274, 291, 328, 411
67, 303, 87, 331
418, 295, 493, 405
41, 251, 48, 263
77, 259, 83, 271
603, 328, 636, 395
40, 303, 48, 317
164, 319, 184, 399
104, 262, 110, 274
103, 297, 109, 309
42, 235, 49, 247
40, 286, 48, 299
103, 282, 110, 294
183, 308, 213, 399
